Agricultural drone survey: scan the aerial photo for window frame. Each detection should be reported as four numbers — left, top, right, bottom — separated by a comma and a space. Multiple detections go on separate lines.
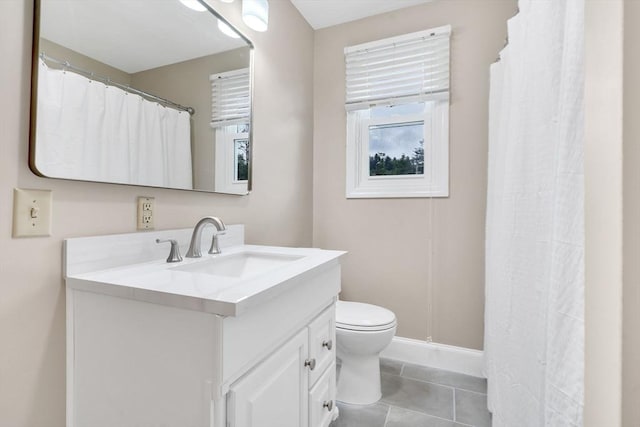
214, 124, 249, 194
346, 97, 449, 199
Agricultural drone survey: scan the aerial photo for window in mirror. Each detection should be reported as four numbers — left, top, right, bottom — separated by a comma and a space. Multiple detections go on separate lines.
234, 138, 250, 182
215, 124, 249, 193
211, 68, 251, 193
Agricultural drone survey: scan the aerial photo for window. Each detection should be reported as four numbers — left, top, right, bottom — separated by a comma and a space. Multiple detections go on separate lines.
345, 26, 450, 198
214, 123, 249, 193
234, 135, 249, 181
210, 69, 251, 193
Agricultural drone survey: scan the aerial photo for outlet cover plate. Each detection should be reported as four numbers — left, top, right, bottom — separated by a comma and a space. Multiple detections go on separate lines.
13, 188, 52, 237
137, 197, 155, 230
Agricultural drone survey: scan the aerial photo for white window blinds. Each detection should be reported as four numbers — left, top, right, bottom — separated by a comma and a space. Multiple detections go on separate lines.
210, 68, 251, 127
344, 25, 451, 111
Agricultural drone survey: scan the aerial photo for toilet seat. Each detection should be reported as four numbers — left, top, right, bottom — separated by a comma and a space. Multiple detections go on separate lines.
336, 300, 397, 332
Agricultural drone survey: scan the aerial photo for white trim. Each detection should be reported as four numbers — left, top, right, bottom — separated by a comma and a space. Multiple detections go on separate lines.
380, 336, 484, 378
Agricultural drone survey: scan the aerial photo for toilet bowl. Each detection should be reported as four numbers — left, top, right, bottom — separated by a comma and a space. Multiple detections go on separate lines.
335, 300, 396, 405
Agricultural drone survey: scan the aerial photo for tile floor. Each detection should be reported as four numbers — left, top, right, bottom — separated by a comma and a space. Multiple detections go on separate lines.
330, 359, 491, 427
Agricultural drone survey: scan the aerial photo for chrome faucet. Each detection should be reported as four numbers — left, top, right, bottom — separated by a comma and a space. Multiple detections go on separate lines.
186, 216, 227, 258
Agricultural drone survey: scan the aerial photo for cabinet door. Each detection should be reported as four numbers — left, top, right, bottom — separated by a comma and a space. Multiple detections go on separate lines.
308, 305, 336, 386
228, 329, 309, 427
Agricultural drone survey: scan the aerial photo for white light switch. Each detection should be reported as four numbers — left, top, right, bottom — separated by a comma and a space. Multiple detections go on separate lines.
13, 188, 52, 237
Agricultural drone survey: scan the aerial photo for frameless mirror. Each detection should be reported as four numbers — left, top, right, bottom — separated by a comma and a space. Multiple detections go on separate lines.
30, 0, 253, 195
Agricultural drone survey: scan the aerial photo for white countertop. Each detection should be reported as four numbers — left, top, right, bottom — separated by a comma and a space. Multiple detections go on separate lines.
65, 227, 345, 316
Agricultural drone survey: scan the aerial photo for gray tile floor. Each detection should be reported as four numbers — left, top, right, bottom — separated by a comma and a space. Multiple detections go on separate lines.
330, 359, 491, 427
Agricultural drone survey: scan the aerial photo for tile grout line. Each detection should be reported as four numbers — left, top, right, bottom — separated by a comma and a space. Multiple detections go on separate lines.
382, 404, 391, 427
385, 404, 475, 427
390, 371, 487, 396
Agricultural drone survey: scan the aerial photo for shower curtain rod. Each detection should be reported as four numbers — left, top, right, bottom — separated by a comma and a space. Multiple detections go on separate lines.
39, 53, 195, 116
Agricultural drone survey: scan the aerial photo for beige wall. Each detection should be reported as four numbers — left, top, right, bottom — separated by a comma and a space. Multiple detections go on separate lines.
0, 0, 314, 425
132, 47, 251, 191
582, 0, 640, 423
312, 0, 516, 348
623, 1, 640, 425
39, 38, 132, 86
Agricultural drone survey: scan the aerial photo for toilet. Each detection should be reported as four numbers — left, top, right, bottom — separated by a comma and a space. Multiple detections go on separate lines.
335, 300, 397, 405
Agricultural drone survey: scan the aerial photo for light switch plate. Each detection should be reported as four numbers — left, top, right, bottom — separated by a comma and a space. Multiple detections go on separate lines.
12, 188, 52, 237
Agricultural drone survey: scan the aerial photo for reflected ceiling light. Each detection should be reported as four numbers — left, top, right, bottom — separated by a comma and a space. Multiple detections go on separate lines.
218, 19, 241, 38
242, 0, 268, 32
179, 0, 207, 12
220, 0, 235, 2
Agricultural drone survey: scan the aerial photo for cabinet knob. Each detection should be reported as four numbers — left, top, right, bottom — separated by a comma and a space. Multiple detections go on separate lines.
323, 400, 333, 411
322, 339, 333, 350
304, 358, 316, 370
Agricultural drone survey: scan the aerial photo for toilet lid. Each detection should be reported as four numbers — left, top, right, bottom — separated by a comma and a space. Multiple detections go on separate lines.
336, 300, 396, 331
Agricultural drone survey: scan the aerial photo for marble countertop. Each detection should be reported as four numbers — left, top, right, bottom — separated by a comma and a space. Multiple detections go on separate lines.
65, 228, 345, 316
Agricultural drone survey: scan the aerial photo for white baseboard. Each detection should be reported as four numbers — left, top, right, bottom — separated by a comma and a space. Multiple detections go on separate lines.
379, 336, 484, 378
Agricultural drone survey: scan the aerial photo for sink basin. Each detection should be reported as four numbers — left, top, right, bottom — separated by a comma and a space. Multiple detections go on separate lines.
172, 251, 304, 279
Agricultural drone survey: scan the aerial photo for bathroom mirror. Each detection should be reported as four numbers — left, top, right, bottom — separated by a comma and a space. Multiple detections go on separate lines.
30, 0, 254, 195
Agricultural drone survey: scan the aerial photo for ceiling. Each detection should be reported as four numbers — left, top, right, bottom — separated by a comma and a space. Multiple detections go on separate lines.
289, 0, 434, 30
40, 0, 248, 74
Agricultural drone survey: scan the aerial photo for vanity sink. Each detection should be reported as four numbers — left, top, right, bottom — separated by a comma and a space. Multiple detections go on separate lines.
64, 225, 344, 316
172, 251, 304, 278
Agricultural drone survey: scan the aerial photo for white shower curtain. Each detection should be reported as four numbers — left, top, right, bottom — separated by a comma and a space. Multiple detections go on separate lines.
485, 0, 584, 426
36, 60, 193, 189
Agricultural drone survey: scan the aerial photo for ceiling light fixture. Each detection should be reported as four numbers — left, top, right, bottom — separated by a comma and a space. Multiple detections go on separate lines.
242, 0, 268, 32
218, 19, 241, 38
219, 0, 235, 3
179, 0, 207, 12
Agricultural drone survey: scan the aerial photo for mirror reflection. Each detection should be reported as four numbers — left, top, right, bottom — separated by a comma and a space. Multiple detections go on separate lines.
31, 0, 253, 194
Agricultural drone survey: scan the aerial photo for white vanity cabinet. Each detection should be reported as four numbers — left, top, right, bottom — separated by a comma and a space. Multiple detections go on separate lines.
227, 306, 336, 427
64, 227, 344, 427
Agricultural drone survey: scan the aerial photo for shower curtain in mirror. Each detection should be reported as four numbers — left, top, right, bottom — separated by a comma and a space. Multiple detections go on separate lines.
36, 60, 193, 189
485, 0, 584, 426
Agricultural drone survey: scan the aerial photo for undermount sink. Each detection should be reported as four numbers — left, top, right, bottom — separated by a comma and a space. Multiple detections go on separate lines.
172, 251, 304, 279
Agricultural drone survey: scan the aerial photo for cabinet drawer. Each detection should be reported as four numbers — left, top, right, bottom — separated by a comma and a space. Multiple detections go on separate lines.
309, 363, 336, 427
307, 305, 336, 386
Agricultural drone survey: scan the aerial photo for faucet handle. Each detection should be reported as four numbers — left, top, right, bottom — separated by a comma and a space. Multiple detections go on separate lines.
156, 239, 183, 263
208, 230, 226, 255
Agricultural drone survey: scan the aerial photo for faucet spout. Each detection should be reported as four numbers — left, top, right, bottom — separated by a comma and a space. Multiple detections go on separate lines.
185, 216, 227, 258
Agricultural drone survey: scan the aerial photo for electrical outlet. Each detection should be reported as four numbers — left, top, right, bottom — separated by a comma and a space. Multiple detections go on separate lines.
137, 197, 155, 230
12, 188, 53, 237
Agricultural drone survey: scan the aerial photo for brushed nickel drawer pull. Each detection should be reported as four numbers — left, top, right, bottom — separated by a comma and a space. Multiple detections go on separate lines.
323, 400, 333, 411
322, 340, 333, 350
